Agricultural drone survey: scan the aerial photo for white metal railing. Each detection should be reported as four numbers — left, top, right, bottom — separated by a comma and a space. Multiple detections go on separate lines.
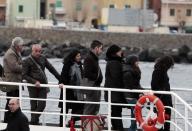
0, 81, 192, 131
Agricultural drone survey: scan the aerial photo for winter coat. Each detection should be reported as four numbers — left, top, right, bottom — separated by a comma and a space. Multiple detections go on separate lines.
122, 64, 143, 99
59, 62, 83, 108
22, 55, 60, 84
3, 46, 22, 91
104, 56, 126, 103
2, 108, 29, 131
83, 51, 103, 86
151, 69, 173, 107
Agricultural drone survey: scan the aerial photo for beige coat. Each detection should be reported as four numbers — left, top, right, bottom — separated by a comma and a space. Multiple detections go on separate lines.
3, 46, 22, 91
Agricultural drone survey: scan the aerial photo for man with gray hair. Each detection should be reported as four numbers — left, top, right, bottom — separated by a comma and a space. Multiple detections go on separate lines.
3, 37, 24, 122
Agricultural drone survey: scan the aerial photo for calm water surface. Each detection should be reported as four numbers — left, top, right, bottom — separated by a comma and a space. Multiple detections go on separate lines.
1, 58, 192, 127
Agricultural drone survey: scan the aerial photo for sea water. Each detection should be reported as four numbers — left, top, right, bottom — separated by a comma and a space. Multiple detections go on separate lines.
1, 58, 192, 128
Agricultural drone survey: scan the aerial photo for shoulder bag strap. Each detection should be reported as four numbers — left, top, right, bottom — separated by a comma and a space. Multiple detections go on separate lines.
30, 56, 48, 83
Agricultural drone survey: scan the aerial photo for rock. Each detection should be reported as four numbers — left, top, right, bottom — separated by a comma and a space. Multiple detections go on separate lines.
139, 49, 148, 61
147, 48, 164, 61
22, 46, 31, 56
42, 47, 54, 58
178, 45, 191, 57
187, 51, 192, 63
165, 48, 181, 63
122, 46, 141, 57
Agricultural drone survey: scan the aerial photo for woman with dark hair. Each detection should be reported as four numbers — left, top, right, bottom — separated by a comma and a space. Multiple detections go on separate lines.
104, 44, 126, 130
123, 55, 143, 131
151, 55, 174, 131
59, 49, 84, 127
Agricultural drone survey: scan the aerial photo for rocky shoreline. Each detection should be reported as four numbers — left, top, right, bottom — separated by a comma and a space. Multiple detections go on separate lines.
0, 40, 192, 63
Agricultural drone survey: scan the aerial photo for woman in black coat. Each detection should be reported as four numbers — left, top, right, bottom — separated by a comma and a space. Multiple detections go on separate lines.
104, 44, 126, 130
123, 55, 143, 131
59, 49, 84, 127
151, 55, 174, 131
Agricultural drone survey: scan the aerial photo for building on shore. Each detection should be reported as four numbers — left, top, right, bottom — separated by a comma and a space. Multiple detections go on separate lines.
0, 0, 6, 26
161, 0, 192, 33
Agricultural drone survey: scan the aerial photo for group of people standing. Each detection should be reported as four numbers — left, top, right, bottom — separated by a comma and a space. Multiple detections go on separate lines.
104, 44, 174, 131
0, 36, 174, 131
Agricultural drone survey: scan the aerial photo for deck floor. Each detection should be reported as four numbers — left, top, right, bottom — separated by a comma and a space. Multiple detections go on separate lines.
0, 122, 135, 131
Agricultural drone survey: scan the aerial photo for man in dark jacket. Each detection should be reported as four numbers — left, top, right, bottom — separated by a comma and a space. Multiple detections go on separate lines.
22, 44, 60, 125
1, 98, 30, 131
83, 40, 103, 115
104, 44, 126, 130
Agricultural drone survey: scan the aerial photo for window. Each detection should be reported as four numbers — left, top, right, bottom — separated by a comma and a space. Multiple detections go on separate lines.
109, 4, 115, 8
125, 5, 131, 8
93, 5, 97, 11
170, 9, 175, 16
56, 0, 62, 8
186, 9, 191, 16
18, 5, 23, 13
76, 1, 81, 11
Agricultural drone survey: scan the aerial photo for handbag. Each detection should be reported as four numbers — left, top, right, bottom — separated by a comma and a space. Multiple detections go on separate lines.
80, 67, 100, 87
80, 78, 95, 87
0, 77, 7, 92
0, 77, 15, 92
80, 68, 100, 95
81, 115, 106, 131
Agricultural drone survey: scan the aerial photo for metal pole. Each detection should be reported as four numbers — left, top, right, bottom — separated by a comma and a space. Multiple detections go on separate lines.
174, 96, 178, 131
166, 1, 169, 27
19, 85, 22, 110
63, 87, 66, 130
143, 0, 147, 31
0, 92, 2, 121
185, 106, 189, 131
108, 90, 111, 131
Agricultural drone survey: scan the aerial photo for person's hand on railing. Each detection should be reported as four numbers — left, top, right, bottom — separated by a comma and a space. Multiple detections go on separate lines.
59, 83, 64, 89
35, 81, 40, 88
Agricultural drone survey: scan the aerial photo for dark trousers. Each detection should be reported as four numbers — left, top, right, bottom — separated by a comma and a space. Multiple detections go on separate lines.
111, 105, 123, 130
159, 108, 171, 131
83, 90, 101, 115
28, 87, 47, 124
127, 99, 137, 130
4, 89, 19, 122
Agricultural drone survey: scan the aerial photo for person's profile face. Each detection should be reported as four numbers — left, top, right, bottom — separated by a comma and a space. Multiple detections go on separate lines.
75, 53, 81, 62
96, 45, 103, 56
32, 47, 42, 58
8, 100, 19, 112
16, 44, 23, 53
116, 50, 123, 57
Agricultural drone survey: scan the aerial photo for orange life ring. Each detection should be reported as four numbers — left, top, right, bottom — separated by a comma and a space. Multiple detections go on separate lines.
135, 95, 165, 131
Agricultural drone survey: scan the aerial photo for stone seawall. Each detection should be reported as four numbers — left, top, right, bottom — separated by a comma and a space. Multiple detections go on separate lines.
0, 27, 192, 49
1, 27, 192, 63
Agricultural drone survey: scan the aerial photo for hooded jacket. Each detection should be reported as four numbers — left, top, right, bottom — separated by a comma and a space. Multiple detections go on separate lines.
122, 64, 143, 99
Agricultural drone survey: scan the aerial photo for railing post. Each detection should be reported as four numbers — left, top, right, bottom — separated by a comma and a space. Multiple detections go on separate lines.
19, 84, 22, 110
185, 105, 189, 131
0, 92, 2, 122
42, 110, 46, 126
63, 87, 66, 130
174, 96, 177, 131
108, 90, 111, 131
